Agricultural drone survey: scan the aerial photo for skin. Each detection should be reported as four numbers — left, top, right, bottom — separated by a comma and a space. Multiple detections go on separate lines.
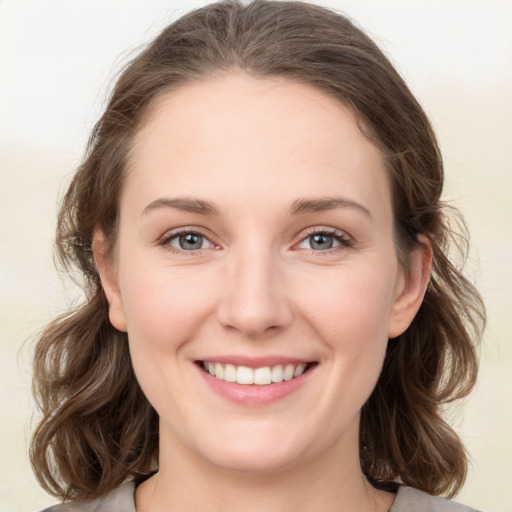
94, 74, 431, 512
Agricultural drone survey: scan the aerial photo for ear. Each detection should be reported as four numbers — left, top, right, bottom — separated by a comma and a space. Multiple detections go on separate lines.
92, 230, 127, 332
388, 234, 432, 339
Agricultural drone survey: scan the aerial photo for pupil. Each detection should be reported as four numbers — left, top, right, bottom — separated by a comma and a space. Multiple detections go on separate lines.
180, 233, 203, 250
311, 234, 333, 250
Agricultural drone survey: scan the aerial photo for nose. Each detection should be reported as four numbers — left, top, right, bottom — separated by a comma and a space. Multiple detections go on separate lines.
216, 247, 293, 339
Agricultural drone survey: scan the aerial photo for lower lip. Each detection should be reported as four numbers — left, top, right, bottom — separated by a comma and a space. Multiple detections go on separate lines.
196, 364, 314, 406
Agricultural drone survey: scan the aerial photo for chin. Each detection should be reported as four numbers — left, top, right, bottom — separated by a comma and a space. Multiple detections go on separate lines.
193, 425, 309, 474
207, 448, 301, 475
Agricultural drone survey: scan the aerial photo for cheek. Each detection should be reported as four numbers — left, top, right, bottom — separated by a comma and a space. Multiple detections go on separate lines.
117, 259, 218, 370
296, 261, 397, 343
125, 287, 209, 346
295, 261, 397, 403
118, 264, 219, 413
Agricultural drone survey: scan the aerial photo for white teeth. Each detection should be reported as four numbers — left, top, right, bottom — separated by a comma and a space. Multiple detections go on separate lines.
236, 366, 254, 385
254, 366, 272, 385
202, 361, 310, 385
214, 363, 224, 379
224, 363, 236, 382
283, 364, 295, 381
294, 363, 307, 378
271, 365, 284, 383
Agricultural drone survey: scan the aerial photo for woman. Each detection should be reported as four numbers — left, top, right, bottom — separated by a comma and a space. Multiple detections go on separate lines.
32, 1, 485, 511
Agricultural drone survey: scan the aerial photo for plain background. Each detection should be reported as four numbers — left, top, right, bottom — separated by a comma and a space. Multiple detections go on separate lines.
1, 0, 511, 510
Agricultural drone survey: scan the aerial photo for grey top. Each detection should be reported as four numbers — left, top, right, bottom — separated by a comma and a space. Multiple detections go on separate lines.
41, 480, 482, 512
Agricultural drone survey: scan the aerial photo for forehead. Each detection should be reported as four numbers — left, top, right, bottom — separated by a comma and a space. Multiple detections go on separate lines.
125, 74, 390, 220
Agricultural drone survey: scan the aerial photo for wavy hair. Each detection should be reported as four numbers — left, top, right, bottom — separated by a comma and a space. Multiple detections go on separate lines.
31, 0, 485, 501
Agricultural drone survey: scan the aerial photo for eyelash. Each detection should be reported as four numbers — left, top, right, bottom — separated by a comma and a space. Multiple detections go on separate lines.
298, 227, 354, 254
159, 228, 218, 254
159, 227, 353, 255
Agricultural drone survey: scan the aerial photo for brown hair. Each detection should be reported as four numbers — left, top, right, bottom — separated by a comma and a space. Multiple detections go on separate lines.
31, 0, 485, 501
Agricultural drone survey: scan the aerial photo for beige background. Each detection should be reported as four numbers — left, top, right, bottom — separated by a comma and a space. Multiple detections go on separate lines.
1, 0, 510, 511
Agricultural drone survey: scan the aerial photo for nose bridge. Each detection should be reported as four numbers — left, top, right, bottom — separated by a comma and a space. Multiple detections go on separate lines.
217, 241, 292, 337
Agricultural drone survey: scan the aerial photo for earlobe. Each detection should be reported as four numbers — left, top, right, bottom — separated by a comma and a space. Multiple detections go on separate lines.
388, 235, 433, 339
92, 230, 127, 332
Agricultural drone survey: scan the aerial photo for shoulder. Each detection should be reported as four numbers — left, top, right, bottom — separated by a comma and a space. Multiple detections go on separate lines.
392, 486, 482, 512
39, 481, 136, 512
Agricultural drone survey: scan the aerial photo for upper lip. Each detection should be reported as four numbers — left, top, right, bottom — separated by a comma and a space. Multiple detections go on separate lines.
196, 355, 315, 368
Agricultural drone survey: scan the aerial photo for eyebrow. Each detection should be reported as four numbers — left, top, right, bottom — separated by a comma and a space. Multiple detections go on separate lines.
141, 195, 371, 218
142, 197, 221, 216
289, 197, 372, 218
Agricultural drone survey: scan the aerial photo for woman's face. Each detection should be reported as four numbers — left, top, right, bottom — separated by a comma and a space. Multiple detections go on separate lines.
98, 75, 427, 474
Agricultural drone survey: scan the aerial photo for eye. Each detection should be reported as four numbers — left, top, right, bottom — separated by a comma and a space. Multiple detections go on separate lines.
296, 229, 352, 252
164, 231, 213, 252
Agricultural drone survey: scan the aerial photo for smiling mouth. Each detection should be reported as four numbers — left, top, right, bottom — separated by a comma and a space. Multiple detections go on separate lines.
197, 361, 317, 386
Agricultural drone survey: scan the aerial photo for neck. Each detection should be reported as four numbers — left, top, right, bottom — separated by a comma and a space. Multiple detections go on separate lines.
136, 423, 394, 512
